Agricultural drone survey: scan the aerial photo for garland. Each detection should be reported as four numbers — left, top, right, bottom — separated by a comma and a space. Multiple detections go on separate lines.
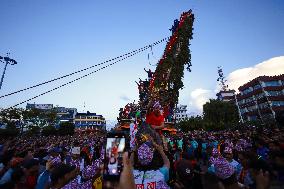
150, 10, 194, 105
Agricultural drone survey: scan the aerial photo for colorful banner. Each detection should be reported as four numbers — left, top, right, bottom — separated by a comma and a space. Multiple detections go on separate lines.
130, 122, 138, 149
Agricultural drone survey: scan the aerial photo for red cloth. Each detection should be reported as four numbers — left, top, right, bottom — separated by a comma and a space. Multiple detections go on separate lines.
25, 175, 37, 189
111, 146, 118, 156
146, 112, 165, 127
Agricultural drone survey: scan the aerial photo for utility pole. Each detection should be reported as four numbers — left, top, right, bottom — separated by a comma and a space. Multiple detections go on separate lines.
0, 53, 18, 90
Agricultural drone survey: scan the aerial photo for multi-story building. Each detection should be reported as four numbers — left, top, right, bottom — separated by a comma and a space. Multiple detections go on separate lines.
74, 111, 106, 130
216, 90, 236, 102
55, 107, 77, 124
174, 105, 189, 122
26, 103, 53, 110
236, 74, 284, 121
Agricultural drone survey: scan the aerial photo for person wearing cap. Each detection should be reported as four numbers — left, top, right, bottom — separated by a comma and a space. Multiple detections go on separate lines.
61, 147, 84, 189
214, 157, 240, 189
131, 137, 170, 189
223, 147, 242, 177
146, 101, 165, 131
49, 163, 80, 189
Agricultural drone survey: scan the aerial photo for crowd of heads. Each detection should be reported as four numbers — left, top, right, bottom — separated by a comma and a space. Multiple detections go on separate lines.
0, 132, 105, 189
0, 124, 283, 189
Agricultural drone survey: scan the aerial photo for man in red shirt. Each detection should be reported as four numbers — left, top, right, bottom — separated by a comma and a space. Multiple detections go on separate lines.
146, 101, 165, 130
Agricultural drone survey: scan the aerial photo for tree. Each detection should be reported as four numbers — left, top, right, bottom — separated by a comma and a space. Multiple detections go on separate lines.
0, 121, 19, 137
203, 99, 239, 129
0, 108, 22, 123
25, 125, 41, 136
0, 108, 22, 137
58, 122, 75, 136
176, 116, 203, 132
42, 125, 57, 136
45, 109, 57, 126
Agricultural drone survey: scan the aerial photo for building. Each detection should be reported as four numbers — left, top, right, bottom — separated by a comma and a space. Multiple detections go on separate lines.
74, 111, 106, 130
26, 103, 53, 110
174, 105, 189, 122
55, 107, 77, 124
216, 90, 236, 102
237, 74, 284, 121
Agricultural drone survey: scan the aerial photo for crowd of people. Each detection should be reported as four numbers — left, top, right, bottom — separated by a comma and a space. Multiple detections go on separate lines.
0, 132, 105, 189
0, 122, 283, 189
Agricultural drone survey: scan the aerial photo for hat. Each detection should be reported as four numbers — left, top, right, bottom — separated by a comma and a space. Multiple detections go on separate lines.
137, 143, 154, 165
214, 157, 235, 180
224, 147, 232, 154
235, 144, 243, 152
153, 101, 161, 109
176, 159, 194, 180
212, 148, 220, 157
50, 156, 61, 165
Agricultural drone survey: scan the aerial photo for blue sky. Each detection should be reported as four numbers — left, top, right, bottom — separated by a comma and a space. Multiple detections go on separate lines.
0, 0, 284, 123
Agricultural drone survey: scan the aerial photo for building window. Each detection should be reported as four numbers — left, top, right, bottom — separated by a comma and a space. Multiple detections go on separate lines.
264, 81, 280, 87
253, 84, 261, 90
272, 101, 284, 106
81, 121, 86, 124
255, 93, 265, 99
258, 102, 269, 109
243, 87, 253, 95
267, 91, 282, 96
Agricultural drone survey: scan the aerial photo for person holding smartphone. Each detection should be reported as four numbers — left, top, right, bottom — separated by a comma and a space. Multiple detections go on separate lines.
130, 136, 170, 189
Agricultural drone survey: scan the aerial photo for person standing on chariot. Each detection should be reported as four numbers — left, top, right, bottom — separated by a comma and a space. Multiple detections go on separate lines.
144, 68, 153, 81
146, 101, 165, 131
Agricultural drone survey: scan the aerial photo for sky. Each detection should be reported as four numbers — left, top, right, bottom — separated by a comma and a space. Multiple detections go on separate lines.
0, 0, 284, 126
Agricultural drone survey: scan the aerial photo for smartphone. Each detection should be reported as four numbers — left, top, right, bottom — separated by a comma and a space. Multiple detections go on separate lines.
103, 132, 126, 180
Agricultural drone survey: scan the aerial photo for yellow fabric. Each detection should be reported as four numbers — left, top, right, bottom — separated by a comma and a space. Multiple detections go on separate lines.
93, 176, 102, 189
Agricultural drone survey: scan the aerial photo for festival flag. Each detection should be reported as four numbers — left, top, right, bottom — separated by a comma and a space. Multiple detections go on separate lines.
130, 122, 138, 149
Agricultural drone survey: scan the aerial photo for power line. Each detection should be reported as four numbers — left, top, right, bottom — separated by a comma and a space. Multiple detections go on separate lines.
0, 37, 168, 99
8, 38, 166, 109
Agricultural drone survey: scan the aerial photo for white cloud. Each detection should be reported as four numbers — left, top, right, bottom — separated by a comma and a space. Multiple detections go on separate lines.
187, 56, 284, 114
227, 56, 284, 91
189, 88, 214, 113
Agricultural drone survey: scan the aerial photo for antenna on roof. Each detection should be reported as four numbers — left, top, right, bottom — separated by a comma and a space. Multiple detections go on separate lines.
217, 66, 228, 91
83, 101, 86, 113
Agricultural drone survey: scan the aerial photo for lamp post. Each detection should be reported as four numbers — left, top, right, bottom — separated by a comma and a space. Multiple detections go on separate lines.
0, 54, 18, 90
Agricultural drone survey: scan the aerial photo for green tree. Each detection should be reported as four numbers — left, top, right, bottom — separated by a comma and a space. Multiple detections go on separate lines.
203, 99, 239, 129
42, 125, 57, 136
58, 122, 75, 136
25, 125, 41, 136
0, 108, 22, 123
45, 109, 57, 126
2, 122, 19, 137
176, 116, 203, 132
